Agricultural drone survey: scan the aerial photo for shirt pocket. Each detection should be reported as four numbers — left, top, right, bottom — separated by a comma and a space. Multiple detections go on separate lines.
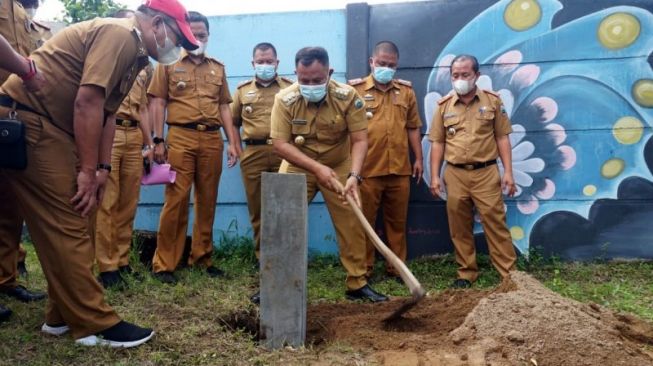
475, 108, 495, 134
443, 116, 464, 139
169, 73, 192, 97
392, 98, 409, 127
202, 74, 223, 96
291, 120, 311, 136
241, 93, 259, 114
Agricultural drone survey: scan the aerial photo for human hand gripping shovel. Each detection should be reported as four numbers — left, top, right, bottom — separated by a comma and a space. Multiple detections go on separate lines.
332, 178, 426, 321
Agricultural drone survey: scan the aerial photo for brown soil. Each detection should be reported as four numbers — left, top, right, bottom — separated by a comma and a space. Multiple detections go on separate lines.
304, 271, 653, 366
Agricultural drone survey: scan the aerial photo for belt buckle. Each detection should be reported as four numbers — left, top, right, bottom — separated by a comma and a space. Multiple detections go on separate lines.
463, 164, 474, 170
197, 124, 207, 131
266, 138, 272, 145
121, 120, 131, 127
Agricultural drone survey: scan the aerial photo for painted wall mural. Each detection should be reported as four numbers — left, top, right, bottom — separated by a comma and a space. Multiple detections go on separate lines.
420, 0, 653, 259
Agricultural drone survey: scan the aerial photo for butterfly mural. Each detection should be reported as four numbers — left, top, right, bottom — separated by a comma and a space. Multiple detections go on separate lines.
421, 0, 653, 258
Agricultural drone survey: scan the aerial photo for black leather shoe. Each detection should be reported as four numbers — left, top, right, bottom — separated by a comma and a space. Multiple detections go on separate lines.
250, 291, 260, 305
17, 261, 28, 278
0, 304, 11, 323
153, 271, 177, 284
0, 285, 46, 302
450, 278, 472, 289
345, 284, 388, 302
206, 266, 225, 278
97, 271, 126, 289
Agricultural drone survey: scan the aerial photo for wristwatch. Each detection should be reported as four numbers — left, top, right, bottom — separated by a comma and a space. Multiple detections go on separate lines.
347, 171, 363, 183
97, 163, 112, 173
153, 137, 165, 145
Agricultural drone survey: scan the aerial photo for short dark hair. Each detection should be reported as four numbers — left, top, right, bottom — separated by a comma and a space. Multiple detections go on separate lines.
188, 11, 209, 32
451, 54, 480, 73
109, 8, 135, 18
373, 40, 399, 58
253, 42, 277, 58
295, 47, 329, 67
17, 0, 39, 8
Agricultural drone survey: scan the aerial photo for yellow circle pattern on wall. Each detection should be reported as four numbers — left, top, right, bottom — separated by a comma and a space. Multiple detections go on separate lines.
504, 0, 542, 31
597, 13, 640, 49
612, 116, 643, 145
632, 79, 653, 108
601, 158, 626, 179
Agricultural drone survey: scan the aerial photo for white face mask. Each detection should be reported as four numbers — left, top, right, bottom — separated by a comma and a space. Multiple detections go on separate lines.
25, 7, 37, 19
189, 41, 207, 56
154, 24, 181, 66
452, 78, 476, 96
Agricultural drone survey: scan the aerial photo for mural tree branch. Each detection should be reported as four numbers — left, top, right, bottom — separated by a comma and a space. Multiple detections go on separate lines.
61, 0, 126, 24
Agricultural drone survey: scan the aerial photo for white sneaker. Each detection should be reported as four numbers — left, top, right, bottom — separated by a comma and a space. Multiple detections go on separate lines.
74, 321, 154, 348
41, 323, 70, 336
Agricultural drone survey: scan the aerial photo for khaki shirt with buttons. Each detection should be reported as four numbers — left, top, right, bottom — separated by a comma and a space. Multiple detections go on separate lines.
2, 17, 150, 135
428, 88, 512, 164
231, 75, 293, 140
270, 79, 367, 168
0, 0, 37, 83
350, 74, 422, 178
116, 68, 149, 122
148, 51, 232, 126
27, 19, 52, 53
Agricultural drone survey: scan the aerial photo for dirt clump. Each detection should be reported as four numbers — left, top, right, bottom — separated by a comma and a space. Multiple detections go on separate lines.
305, 271, 653, 366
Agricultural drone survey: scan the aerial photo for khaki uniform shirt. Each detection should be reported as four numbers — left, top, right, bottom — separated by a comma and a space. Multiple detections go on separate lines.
0, 0, 35, 83
148, 51, 231, 126
231, 75, 293, 140
1, 17, 150, 134
116, 69, 149, 122
271, 79, 367, 167
350, 75, 422, 178
428, 88, 512, 164
27, 19, 52, 52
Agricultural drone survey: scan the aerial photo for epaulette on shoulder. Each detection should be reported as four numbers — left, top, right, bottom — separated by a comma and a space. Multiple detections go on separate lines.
347, 78, 364, 86
281, 89, 301, 106
483, 89, 500, 97
206, 57, 224, 66
332, 86, 351, 100
280, 76, 295, 84
437, 94, 453, 105
395, 79, 412, 87
237, 79, 253, 89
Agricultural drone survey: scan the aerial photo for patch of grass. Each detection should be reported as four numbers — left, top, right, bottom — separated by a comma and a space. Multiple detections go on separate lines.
1, 240, 652, 365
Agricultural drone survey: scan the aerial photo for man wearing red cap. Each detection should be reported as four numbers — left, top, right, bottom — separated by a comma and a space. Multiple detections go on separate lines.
0, 0, 199, 347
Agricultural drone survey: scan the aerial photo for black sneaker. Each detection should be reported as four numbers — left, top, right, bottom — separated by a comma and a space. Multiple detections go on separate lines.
345, 284, 388, 302
153, 271, 177, 284
97, 271, 126, 289
450, 278, 472, 289
0, 304, 11, 323
75, 320, 154, 348
250, 291, 260, 305
17, 261, 28, 278
206, 266, 224, 278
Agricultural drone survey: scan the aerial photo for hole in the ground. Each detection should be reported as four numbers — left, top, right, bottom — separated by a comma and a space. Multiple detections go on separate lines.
219, 309, 260, 340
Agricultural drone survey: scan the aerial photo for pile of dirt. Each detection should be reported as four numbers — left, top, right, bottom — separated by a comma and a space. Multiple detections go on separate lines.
305, 271, 653, 366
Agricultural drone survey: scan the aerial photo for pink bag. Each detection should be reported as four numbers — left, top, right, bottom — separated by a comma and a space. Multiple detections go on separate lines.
141, 163, 176, 185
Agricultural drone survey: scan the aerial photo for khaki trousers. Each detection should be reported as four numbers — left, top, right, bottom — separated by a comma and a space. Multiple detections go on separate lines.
286, 160, 368, 290
360, 174, 410, 276
0, 106, 120, 338
0, 182, 23, 288
240, 144, 281, 259
152, 126, 223, 273
444, 164, 516, 281
95, 126, 143, 272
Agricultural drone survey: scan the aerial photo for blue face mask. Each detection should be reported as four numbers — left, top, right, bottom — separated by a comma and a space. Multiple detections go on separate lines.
300, 83, 327, 102
373, 66, 396, 84
254, 64, 276, 81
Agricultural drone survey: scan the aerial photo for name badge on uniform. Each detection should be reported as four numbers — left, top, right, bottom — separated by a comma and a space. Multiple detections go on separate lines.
364, 94, 374, 101
246, 91, 256, 96
174, 67, 186, 73
447, 127, 456, 137
292, 119, 307, 125
444, 113, 457, 119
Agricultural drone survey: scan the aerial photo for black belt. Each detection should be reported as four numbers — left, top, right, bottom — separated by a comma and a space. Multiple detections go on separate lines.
0, 95, 39, 116
168, 122, 220, 132
448, 159, 497, 171
244, 138, 272, 146
116, 119, 139, 128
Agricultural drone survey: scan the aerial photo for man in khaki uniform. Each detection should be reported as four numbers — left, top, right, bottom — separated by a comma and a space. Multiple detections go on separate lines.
94, 9, 153, 289
428, 54, 517, 288
0, 0, 200, 345
349, 41, 423, 280
0, 0, 49, 318
149, 11, 241, 284
271, 46, 387, 302
231, 42, 293, 261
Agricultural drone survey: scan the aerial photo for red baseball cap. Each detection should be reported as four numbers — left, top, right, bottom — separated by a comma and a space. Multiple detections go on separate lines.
143, 0, 199, 50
